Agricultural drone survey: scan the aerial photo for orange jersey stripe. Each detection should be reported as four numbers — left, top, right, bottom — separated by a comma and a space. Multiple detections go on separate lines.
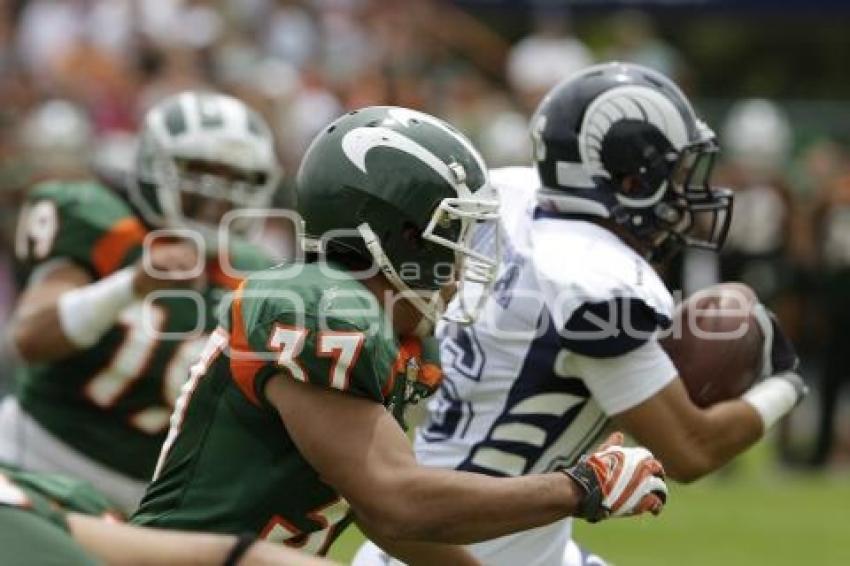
382, 336, 426, 398
229, 282, 265, 406
92, 217, 147, 277
207, 257, 244, 291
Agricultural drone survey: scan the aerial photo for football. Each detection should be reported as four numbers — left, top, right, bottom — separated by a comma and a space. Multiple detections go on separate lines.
660, 283, 764, 407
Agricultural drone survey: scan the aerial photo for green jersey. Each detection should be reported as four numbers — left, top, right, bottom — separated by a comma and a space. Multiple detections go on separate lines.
0, 465, 117, 566
0, 464, 118, 530
132, 261, 441, 555
0, 507, 97, 566
14, 180, 272, 480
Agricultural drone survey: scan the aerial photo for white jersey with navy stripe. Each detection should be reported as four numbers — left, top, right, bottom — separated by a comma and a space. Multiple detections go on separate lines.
414, 166, 677, 566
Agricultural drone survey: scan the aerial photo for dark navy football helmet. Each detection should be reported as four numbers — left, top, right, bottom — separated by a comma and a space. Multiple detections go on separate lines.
531, 62, 733, 260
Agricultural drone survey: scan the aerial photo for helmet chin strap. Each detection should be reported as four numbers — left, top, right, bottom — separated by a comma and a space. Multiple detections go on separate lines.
357, 223, 441, 326
422, 164, 500, 325
357, 162, 501, 330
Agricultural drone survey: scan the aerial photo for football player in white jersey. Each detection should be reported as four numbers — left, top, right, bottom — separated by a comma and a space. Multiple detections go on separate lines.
354, 62, 806, 566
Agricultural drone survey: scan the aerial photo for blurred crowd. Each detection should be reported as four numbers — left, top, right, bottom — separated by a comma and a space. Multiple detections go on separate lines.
0, 0, 848, 467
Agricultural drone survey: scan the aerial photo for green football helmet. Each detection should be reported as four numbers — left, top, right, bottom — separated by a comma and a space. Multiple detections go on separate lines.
131, 91, 281, 239
297, 106, 499, 325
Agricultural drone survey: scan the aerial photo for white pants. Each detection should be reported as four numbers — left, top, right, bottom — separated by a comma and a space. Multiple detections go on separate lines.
352, 521, 609, 566
0, 396, 148, 514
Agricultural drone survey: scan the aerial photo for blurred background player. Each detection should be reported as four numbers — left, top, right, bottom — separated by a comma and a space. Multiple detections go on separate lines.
133, 106, 668, 562
0, 463, 337, 566
713, 99, 798, 308
354, 63, 806, 566
809, 162, 850, 466
0, 90, 279, 512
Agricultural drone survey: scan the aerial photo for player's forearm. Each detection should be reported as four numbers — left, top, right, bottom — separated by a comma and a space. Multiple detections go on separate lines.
12, 293, 85, 362
358, 469, 580, 544
67, 514, 234, 565
13, 267, 136, 362
676, 373, 803, 483
360, 521, 481, 566
674, 399, 764, 482
68, 514, 338, 566
12, 261, 95, 361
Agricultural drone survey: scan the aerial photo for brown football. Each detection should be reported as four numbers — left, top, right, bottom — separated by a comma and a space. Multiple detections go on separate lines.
660, 283, 764, 407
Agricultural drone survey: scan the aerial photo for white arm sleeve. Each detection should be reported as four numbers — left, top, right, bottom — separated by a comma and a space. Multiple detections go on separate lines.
570, 339, 678, 416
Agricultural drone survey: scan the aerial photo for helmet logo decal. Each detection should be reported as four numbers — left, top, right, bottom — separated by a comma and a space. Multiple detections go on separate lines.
388, 107, 488, 176
579, 85, 689, 182
342, 127, 458, 191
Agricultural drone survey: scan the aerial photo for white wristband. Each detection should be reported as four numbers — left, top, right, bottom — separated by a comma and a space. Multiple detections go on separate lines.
742, 376, 798, 431
57, 267, 137, 348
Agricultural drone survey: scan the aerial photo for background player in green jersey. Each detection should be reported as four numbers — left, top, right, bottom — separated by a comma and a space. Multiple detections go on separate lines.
0, 91, 279, 511
0, 463, 116, 566
134, 106, 670, 564
0, 464, 336, 566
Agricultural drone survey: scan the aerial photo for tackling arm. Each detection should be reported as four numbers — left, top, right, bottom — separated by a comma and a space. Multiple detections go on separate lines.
265, 374, 666, 545
66, 513, 337, 566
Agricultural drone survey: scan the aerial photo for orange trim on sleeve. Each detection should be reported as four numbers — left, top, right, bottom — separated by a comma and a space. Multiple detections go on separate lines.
382, 336, 424, 398
91, 217, 147, 277
207, 257, 244, 290
229, 282, 265, 406
419, 363, 443, 390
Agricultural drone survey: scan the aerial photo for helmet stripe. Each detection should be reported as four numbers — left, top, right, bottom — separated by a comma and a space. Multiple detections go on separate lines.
197, 94, 224, 129
163, 102, 187, 136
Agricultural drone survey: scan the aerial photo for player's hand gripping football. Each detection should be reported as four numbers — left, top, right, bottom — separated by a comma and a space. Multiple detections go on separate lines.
133, 238, 204, 296
752, 304, 808, 404
562, 432, 667, 523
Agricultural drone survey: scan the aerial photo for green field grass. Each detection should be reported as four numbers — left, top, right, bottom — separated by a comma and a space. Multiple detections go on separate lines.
328, 445, 850, 565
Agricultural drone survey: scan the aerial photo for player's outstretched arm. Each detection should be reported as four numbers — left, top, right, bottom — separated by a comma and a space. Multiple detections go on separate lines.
11, 261, 95, 362
12, 241, 200, 363
66, 513, 338, 566
266, 374, 667, 546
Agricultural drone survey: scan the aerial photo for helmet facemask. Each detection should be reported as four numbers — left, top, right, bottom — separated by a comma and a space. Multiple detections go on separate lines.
132, 92, 281, 243
141, 137, 278, 241
359, 162, 500, 333
600, 122, 732, 262
423, 163, 501, 325
646, 138, 733, 261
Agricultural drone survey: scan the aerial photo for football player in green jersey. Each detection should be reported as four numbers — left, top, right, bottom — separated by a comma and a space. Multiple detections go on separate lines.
133, 107, 669, 563
0, 463, 116, 566
0, 464, 335, 566
1, 91, 279, 512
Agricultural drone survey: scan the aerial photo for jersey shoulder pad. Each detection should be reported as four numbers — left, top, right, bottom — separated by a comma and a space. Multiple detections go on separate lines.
227, 263, 398, 406
532, 219, 674, 358
18, 180, 145, 278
